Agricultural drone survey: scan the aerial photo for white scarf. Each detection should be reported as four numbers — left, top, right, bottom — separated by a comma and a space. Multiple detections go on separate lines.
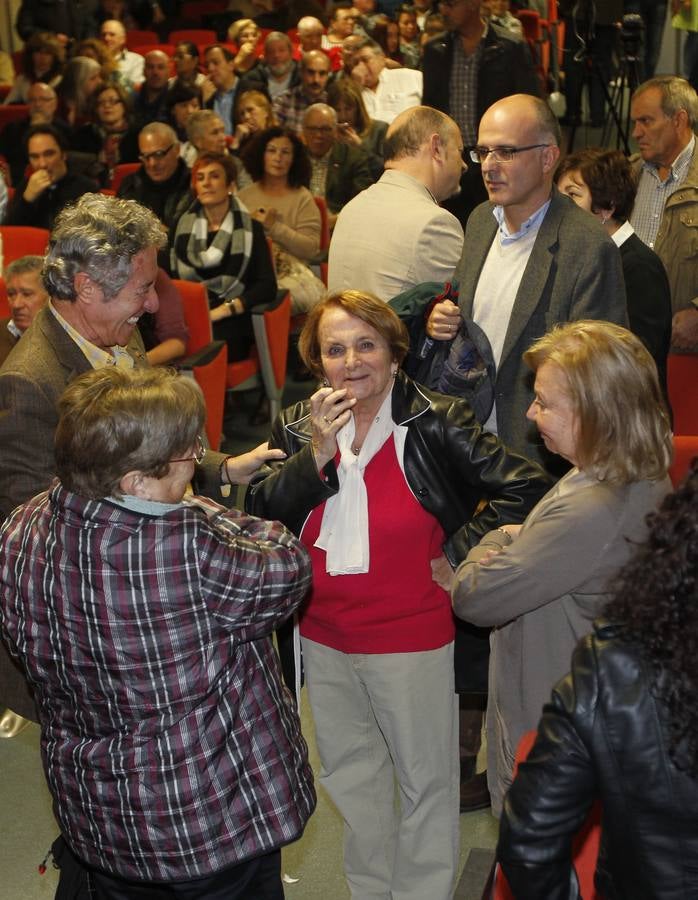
315, 388, 406, 575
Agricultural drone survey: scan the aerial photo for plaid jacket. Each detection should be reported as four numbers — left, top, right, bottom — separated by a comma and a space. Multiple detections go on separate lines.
0, 485, 315, 883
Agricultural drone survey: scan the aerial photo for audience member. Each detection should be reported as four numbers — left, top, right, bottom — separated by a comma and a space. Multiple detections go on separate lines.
301, 103, 373, 227
273, 50, 332, 134
74, 36, 126, 88
138, 268, 190, 365
413, 0, 435, 30
239, 127, 325, 313
100, 18, 145, 87
132, 50, 171, 129
0, 256, 49, 367
227, 18, 264, 76
371, 17, 405, 64
450, 320, 672, 815
328, 105, 464, 300
3, 32, 65, 105
630, 76, 698, 352
183, 110, 228, 166
350, 38, 423, 124
232, 89, 277, 154
5, 124, 99, 230
0, 51, 13, 87
557, 149, 672, 394
204, 44, 248, 135
297, 15, 326, 52
246, 290, 548, 900
488, 0, 523, 37
354, 0, 382, 34
422, 0, 539, 226
626, 0, 669, 81
424, 94, 626, 813
170, 153, 277, 362
323, 4, 358, 46
74, 81, 139, 184
0, 83, 72, 187
55, 55, 103, 127
0, 364, 315, 899
498, 456, 698, 899
171, 41, 208, 92
397, 4, 422, 67
327, 77, 388, 180
118, 122, 193, 235
166, 81, 202, 143
15, 0, 99, 45
245, 32, 301, 101
673, 0, 698, 90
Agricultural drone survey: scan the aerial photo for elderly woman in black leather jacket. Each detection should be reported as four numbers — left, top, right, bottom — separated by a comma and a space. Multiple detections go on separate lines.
498, 459, 698, 900
247, 289, 549, 900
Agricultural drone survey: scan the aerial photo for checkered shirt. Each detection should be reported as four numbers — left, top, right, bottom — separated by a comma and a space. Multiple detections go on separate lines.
449, 36, 482, 147
0, 486, 315, 883
272, 85, 327, 135
631, 135, 696, 248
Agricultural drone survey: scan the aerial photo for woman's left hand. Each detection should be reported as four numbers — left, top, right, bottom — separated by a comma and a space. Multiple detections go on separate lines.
225, 442, 287, 485
431, 555, 454, 591
251, 207, 279, 230
337, 123, 362, 147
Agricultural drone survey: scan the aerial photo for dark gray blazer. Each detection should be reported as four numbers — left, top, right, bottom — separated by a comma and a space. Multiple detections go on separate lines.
455, 190, 628, 470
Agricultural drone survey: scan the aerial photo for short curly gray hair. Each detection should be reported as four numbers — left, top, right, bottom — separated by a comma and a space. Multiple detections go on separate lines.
43, 193, 167, 301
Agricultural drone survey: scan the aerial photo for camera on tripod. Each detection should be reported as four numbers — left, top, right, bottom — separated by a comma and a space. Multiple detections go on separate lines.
619, 13, 644, 61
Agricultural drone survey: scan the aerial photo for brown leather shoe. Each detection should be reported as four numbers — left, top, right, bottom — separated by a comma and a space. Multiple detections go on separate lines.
459, 771, 491, 813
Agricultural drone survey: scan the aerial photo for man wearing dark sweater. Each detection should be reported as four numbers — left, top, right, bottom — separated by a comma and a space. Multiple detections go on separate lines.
5, 125, 98, 231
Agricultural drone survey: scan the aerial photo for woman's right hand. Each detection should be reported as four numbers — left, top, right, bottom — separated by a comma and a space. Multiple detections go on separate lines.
337, 123, 362, 147
310, 386, 356, 470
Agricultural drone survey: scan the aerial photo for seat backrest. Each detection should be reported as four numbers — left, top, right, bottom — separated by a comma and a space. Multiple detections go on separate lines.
0, 277, 8, 319
169, 29, 217, 46
127, 29, 159, 47
313, 195, 330, 252
172, 279, 213, 355
668, 353, 698, 435
0, 226, 50, 264
110, 162, 142, 194
252, 290, 291, 420
670, 435, 698, 488
0, 105, 29, 132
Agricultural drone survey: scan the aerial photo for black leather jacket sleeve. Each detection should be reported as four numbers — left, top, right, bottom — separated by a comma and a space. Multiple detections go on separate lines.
496, 634, 601, 900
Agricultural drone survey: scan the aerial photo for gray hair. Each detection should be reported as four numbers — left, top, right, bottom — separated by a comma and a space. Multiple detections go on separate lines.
55, 367, 205, 500
303, 102, 337, 125
354, 37, 384, 56
139, 121, 178, 144
44, 194, 167, 301
633, 75, 698, 128
264, 31, 292, 50
384, 106, 458, 161
5, 254, 45, 281
186, 109, 223, 144
297, 16, 324, 34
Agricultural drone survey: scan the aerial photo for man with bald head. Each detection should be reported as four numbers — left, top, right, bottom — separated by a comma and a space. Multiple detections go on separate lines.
328, 105, 465, 299
117, 123, 193, 233
302, 103, 372, 228
297, 16, 325, 52
133, 50, 171, 129
273, 50, 332, 135
100, 19, 145, 87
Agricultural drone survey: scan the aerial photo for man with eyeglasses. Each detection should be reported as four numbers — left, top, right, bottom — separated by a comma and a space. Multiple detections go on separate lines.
424, 94, 626, 815
422, 0, 539, 227
117, 123, 193, 237
5, 124, 99, 231
302, 103, 372, 228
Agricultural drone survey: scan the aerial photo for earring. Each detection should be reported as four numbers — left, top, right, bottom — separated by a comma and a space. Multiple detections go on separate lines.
322, 378, 329, 387
391, 368, 398, 379
600, 213, 609, 225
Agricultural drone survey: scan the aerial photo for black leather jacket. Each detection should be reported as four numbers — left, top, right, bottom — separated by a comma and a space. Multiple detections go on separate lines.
247, 372, 549, 565
498, 621, 698, 900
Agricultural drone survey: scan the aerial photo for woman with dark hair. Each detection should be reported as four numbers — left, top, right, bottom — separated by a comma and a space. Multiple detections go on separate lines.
451, 320, 672, 816
370, 16, 403, 64
396, 4, 421, 68
557, 148, 672, 395
171, 40, 207, 91
247, 290, 549, 898
4, 31, 65, 104
170, 151, 277, 361
327, 77, 387, 181
238, 126, 324, 313
73, 81, 139, 184
498, 458, 698, 899
166, 81, 202, 143
55, 56, 102, 127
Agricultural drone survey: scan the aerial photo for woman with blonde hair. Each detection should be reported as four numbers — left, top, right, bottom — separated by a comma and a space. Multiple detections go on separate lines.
231, 88, 276, 152
327, 77, 387, 180
450, 320, 673, 816
227, 18, 264, 75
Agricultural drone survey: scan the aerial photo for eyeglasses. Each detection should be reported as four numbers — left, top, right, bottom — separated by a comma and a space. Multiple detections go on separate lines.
170, 435, 206, 465
468, 144, 551, 163
139, 143, 175, 163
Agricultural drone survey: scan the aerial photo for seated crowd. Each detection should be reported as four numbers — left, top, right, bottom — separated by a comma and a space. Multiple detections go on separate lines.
0, 2, 697, 899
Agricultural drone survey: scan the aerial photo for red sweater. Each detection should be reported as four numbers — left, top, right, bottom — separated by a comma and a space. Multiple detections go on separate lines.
300, 437, 454, 653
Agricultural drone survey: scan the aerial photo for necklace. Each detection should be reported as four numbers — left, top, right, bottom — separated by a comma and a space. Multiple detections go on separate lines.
351, 444, 361, 456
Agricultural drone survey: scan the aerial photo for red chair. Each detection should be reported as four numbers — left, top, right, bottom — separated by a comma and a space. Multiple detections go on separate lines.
169, 29, 217, 46
0, 226, 50, 264
227, 290, 292, 422
670, 435, 698, 488
491, 730, 603, 900
110, 162, 142, 194
173, 279, 227, 451
127, 29, 159, 47
668, 353, 698, 435
181, 0, 228, 20
0, 105, 29, 131
0, 277, 8, 319
0, 85, 11, 101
